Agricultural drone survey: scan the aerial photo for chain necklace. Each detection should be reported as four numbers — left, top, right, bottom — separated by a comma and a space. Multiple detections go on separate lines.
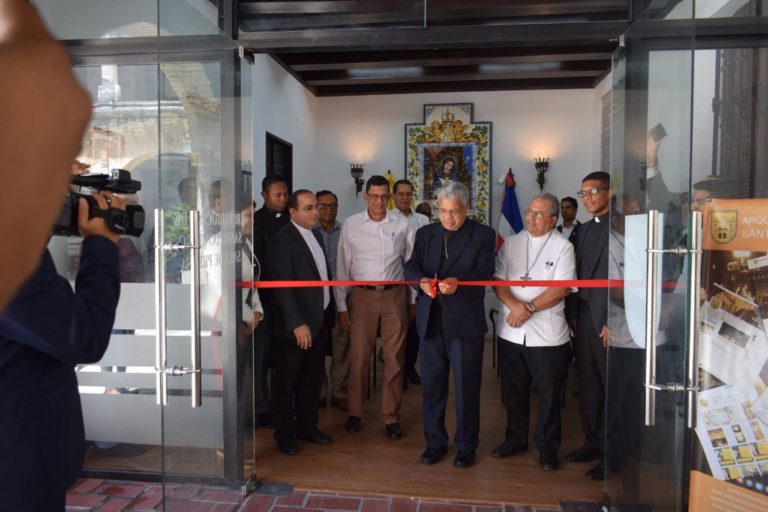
521, 230, 553, 280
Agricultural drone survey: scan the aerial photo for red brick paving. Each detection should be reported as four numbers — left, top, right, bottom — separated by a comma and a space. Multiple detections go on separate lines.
66, 479, 562, 511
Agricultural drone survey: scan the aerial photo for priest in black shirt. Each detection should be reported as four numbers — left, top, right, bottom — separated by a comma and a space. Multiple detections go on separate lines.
565, 171, 611, 480
252, 175, 290, 427
253, 176, 290, 262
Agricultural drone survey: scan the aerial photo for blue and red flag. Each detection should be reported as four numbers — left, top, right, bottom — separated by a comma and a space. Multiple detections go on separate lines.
496, 169, 524, 251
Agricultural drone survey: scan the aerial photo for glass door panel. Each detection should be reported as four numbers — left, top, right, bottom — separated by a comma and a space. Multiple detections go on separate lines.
61, 61, 164, 477
157, 0, 249, 490
604, 4, 695, 511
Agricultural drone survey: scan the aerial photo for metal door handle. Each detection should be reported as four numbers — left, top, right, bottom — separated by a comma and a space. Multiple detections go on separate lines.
154, 209, 202, 408
154, 209, 168, 406
644, 210, 660, 426
188, 211, 202, 408
686, 211, 703, 429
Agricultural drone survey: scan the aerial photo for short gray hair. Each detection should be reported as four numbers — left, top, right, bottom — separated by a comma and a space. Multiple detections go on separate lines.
436, 181, 470, 208
531, 193, 560, 218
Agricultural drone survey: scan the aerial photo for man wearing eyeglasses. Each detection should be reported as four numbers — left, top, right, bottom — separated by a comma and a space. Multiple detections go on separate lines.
335, 175, 415, 440
405, 182, 495, 469
565, 171, 612, 480
492, 193, 576, 471
313, 190, 348, 411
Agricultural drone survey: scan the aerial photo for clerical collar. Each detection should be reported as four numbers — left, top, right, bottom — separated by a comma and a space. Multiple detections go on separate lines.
594, 212, 609, 223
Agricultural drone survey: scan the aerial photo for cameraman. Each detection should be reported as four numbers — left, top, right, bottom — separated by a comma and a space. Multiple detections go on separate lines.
0, 191, 125, 511
0, 0, 92, 311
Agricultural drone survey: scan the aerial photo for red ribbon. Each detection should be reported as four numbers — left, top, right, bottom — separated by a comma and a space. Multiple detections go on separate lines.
236, 278, 625, 289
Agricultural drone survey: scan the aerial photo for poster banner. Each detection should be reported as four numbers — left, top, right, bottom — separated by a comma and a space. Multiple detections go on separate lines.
692, 199, 768, 506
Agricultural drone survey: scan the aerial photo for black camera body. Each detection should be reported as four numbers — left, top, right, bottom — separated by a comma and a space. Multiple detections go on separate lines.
53, 169, 145, 238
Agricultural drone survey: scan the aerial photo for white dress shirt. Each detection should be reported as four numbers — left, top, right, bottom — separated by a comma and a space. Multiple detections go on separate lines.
202, 232, 263, 323
495, 230, 576, 347
334, 209, 415, 312
293, 221, 330, 309
393, 209, 430, 232
607, 228, 637, 349
558, 221, 577, 240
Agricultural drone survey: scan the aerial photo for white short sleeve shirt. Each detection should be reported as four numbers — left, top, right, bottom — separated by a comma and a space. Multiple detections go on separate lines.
495, 230, 576, 347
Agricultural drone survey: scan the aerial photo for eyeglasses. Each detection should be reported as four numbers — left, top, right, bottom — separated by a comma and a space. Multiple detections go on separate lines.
692, 197, 712, 206
317, 203, 338, 210
437, 208, 463, 217
577, 186, 610, 198
524, 209, 551, 219
367, 193, 390, 202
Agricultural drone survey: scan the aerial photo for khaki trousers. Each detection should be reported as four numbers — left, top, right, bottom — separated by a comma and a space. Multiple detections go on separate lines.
329, 323, 350, 399
348, 286, 408, 424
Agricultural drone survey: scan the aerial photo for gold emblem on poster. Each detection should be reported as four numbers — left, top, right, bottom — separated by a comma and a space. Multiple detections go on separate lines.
710, 211, 738, 244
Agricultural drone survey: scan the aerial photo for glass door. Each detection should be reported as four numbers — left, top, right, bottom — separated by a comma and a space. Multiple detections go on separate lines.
36, 0, 255, 502
156, 0, 254, 493
606, 1, 768, 510
604, 3, 695, 511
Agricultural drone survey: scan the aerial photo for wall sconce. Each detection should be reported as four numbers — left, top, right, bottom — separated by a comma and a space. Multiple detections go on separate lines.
534, 157, 550, 192
350, 163, 365, 196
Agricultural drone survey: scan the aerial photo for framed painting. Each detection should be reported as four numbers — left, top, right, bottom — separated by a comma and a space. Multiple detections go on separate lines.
405, 103, 491, 225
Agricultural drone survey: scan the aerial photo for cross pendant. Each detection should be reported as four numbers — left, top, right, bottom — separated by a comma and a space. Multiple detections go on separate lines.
520, 274, 532, 281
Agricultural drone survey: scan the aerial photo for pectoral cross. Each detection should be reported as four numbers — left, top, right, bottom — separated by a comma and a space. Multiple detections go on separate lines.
520, 273, 532, 281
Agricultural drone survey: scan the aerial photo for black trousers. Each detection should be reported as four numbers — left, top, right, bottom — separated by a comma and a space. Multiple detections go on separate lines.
420, 333, 484, 453
404, 319, 419, 374
271, 320, 329, 439
575, 300, 607, 454
606, 346, 644, 473
499, 338, 570, 459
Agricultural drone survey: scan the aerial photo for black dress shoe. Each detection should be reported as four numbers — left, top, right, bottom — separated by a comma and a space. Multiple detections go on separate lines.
492, 440, 528, 459
454, 450, 475, 468
539, 456, 559, 471
420, 446, 447, 465
565, 446, 601, 463
345, 415, 362, 433
385, 423, 402, 440
274, 434, 297, 455
586, 462, 605, 480
296, 428, 333, 446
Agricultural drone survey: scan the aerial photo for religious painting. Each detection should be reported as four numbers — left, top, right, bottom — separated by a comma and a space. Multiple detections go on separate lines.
405, 103, 491, 225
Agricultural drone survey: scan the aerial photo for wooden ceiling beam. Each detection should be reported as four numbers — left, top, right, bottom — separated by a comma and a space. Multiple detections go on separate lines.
238, 21, 628, 51
314, 76, 597, 96
287, 51, 611, 71
306, 70, 603, 87
239, 1, 628, 17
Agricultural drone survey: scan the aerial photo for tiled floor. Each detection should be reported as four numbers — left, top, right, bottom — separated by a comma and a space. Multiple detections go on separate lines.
66, 479, 561, 512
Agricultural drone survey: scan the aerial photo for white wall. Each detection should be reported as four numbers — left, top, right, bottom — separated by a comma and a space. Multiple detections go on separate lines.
251, 55, 318, 194
251, 52, 721, 221
250, 56, 600, 225
314, 90, 599, 225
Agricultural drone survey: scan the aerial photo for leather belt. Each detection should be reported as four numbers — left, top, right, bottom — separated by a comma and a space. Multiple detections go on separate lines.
358, 285, 394, 291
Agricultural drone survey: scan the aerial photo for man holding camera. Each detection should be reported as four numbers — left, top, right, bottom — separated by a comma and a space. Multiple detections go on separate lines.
0, 191, 125, 510
0, 0, 92, 311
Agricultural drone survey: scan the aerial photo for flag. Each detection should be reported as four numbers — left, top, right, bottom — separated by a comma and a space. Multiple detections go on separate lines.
385, 170, 396, 210
497, 169, 524, 251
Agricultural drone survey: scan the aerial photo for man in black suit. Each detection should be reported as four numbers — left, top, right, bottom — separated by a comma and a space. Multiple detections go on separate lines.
0, 191, 123, 510
404, 181, 496, 469
566, 171, 612, 480
266, 189, 334, 455
556, 196, 580, 244
252, 176, 290, 428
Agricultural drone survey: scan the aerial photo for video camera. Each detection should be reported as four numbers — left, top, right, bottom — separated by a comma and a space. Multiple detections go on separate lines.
53, 169, 145, 237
